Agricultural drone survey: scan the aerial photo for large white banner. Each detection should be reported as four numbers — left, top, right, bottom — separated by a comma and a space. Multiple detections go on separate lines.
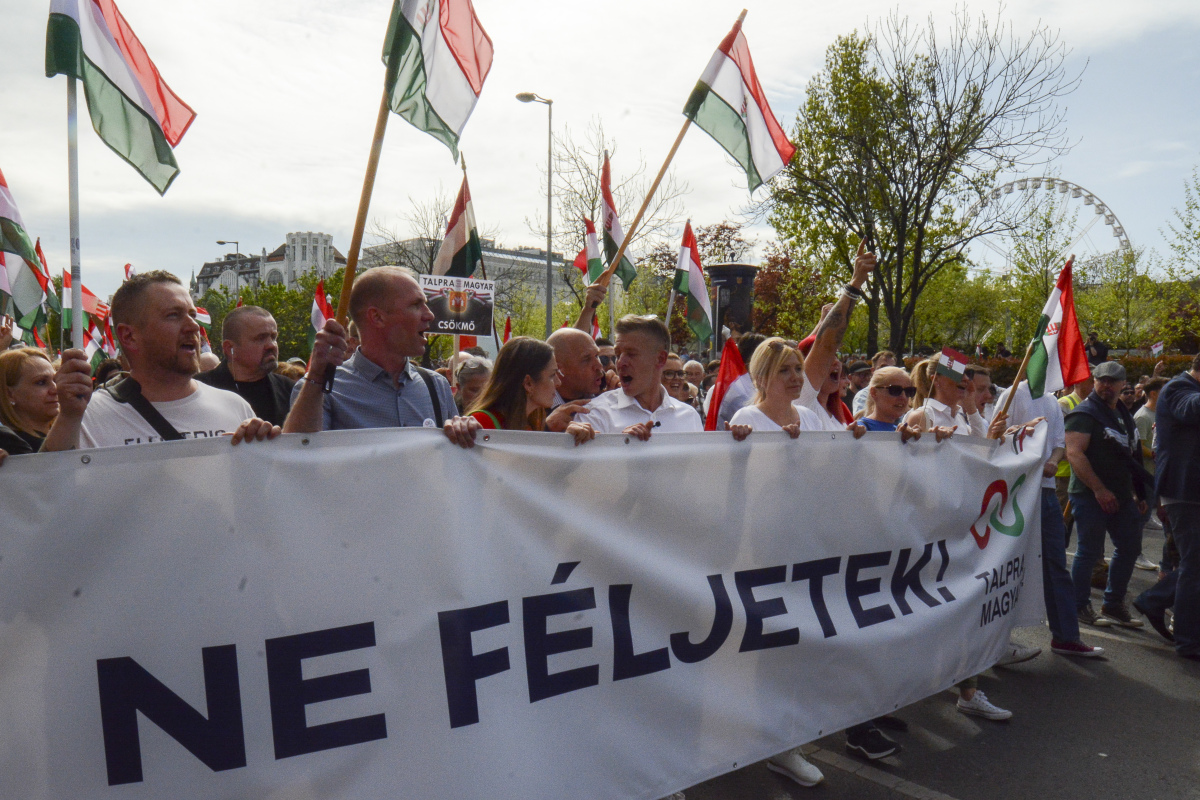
0, 426, 1046, 800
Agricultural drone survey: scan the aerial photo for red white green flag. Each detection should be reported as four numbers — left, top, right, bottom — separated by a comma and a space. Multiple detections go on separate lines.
1026, 258, 1090, 398
381, 0, 493, 159
601, 153, 637, 290
672, 221, 713, 346
309, 280, 334, 350
0, 169, 50, 324
684, 17, 796, 192
572, 218, 604, 283
61, 269, 108, 331
432, 172, 483, 277
46, 0, 196, 194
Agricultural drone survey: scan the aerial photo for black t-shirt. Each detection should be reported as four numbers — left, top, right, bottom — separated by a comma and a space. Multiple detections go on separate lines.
231, 377, 278, 425
0, 423, 43, 456
1086, 340, 1109, 365
1065, 408, 1136, 503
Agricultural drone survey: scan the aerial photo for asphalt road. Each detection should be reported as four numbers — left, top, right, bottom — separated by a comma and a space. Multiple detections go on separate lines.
681, 524, 1200, 800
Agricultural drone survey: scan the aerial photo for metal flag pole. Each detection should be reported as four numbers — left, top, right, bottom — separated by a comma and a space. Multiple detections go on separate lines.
67, 76, 83, 350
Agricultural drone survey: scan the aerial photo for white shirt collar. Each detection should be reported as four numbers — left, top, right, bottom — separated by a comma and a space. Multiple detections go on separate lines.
615, 383, 668, 413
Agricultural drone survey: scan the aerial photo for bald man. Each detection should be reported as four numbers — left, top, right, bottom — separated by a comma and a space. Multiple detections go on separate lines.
284, 266, 454, 433
544, 327, 605, 432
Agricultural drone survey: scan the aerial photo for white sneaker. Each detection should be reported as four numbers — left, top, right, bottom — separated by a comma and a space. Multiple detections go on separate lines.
957, 690, 1013, 720
995, 642, 1042, 666
767, 750, 825, 787
1146, 516, 1163, 530
1135, 554, 1159, 571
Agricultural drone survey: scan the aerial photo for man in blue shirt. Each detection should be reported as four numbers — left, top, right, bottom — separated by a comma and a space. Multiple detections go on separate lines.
285, 267, 455, 433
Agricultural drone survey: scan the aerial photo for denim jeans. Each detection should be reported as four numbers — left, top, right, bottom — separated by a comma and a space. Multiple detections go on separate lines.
1041, 488, 1081, 642
1070, 492, 1142, 609
1165, 503, 1200, 656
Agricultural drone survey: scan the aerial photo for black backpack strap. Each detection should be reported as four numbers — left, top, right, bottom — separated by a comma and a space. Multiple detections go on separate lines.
104, 376, 185, 441
412, 366, 444, 427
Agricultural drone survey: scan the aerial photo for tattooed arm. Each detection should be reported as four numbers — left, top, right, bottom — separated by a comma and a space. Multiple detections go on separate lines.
801, 241, 876, 391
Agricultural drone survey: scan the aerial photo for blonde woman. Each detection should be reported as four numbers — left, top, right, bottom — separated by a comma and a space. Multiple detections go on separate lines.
727, 338, 820, 440
904, 356, 989, 437
0, 348, 59, 455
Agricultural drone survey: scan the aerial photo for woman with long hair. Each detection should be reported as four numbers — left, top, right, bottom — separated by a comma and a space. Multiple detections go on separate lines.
454, 337, 593, 445
0, 348, 59, 455
727, 337, 819, 440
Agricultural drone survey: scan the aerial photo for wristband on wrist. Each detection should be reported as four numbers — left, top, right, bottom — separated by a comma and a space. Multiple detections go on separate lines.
303, 373, 323, 387
843, 283, 866, 300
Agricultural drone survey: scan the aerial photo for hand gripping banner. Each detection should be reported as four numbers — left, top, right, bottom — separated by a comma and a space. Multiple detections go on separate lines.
0, 426, 1046, 799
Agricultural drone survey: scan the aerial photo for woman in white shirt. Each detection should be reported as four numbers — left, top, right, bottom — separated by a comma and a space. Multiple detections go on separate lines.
904, 357, 988, 437
728, 338, 821, 439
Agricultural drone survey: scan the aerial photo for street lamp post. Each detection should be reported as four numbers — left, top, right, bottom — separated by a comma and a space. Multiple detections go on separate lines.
517, 92, 554, 338
216, 239, 241, 298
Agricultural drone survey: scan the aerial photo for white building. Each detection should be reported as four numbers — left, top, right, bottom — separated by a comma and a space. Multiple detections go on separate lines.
191, 232, 346, 299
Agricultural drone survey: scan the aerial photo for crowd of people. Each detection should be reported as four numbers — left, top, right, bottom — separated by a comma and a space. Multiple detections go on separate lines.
1, 255, 1197, 797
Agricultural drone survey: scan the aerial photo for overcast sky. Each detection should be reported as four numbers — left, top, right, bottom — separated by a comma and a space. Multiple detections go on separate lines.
2, 0, 1199, 300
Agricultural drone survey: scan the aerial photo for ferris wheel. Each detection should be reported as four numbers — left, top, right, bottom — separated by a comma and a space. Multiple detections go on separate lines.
969, 177, 1132, 269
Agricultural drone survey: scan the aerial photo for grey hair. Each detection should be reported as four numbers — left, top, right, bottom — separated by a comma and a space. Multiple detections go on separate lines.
455, 356, 493, 382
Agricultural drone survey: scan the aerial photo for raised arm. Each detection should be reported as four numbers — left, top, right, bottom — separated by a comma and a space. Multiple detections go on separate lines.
283, 319, 347, 434
573, 283, 607, 332
802, 241, 876, 390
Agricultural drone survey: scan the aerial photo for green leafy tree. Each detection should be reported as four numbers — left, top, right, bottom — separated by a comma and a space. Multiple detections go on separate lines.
1075, 248, 1158, 351
770, 11, 1077, 354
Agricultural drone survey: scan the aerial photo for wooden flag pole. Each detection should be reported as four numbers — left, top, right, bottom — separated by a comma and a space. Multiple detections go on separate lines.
322, 87, 393, 390
592, 117, 691, 305
592, 8, 747, 308
988, 254, 1075, 438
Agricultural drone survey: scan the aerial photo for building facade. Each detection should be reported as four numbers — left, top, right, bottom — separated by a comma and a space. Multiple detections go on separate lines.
191, 232, 346, 299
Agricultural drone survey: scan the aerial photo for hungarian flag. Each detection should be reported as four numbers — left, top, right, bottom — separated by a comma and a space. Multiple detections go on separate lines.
0, 169, 50, 324
591, 315, 601, 340
673, 221, 713, 346
601, 153, 638, 290
46, 0, 197, 194
309, 279, 334, 350
432, 172, 482, 277
124, 263, 136, 280
61, 269, 108, 330
1026, 258, 1090, 398
381, 0, 493, 159
34, 239, 60, 314
194, 306, 211, 329
704, 338, 753, 431
572, 218, 604, 283
502, 315, 511, 343
935, 347, 969, 381
684, 16, 796, 192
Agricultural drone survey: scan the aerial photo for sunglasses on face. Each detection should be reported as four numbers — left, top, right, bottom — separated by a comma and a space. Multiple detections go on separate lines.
599, 356, 615, 367
881, 384, 917, 398
963, 368, 977, 380
662, 370, 685, 379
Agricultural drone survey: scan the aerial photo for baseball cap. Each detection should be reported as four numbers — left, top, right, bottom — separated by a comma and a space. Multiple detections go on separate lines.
1092, 361, 1126, 381
847, 360, 871, 375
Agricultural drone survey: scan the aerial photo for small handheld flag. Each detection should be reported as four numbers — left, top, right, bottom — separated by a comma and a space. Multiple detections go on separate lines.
935, 347, 969, 381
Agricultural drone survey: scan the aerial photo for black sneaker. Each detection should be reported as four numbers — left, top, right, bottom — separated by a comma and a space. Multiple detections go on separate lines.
1078, 604, 1112, 628
1101, 601, 1144, 628
1133, 598, 1174, 641
846, 726, 900, 760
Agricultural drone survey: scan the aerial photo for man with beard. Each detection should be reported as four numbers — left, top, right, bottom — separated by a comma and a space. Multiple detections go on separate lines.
195, 306, 295, 425
43, 271, 278, 450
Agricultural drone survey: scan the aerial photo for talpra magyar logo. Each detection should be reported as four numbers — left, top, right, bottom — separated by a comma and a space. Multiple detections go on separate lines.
970, 473, 1026, 550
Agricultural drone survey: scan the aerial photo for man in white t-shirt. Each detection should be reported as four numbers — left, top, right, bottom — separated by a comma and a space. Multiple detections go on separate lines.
796, 241, 876, 431
44, 271, 279, 451
578, 315, 703, 438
